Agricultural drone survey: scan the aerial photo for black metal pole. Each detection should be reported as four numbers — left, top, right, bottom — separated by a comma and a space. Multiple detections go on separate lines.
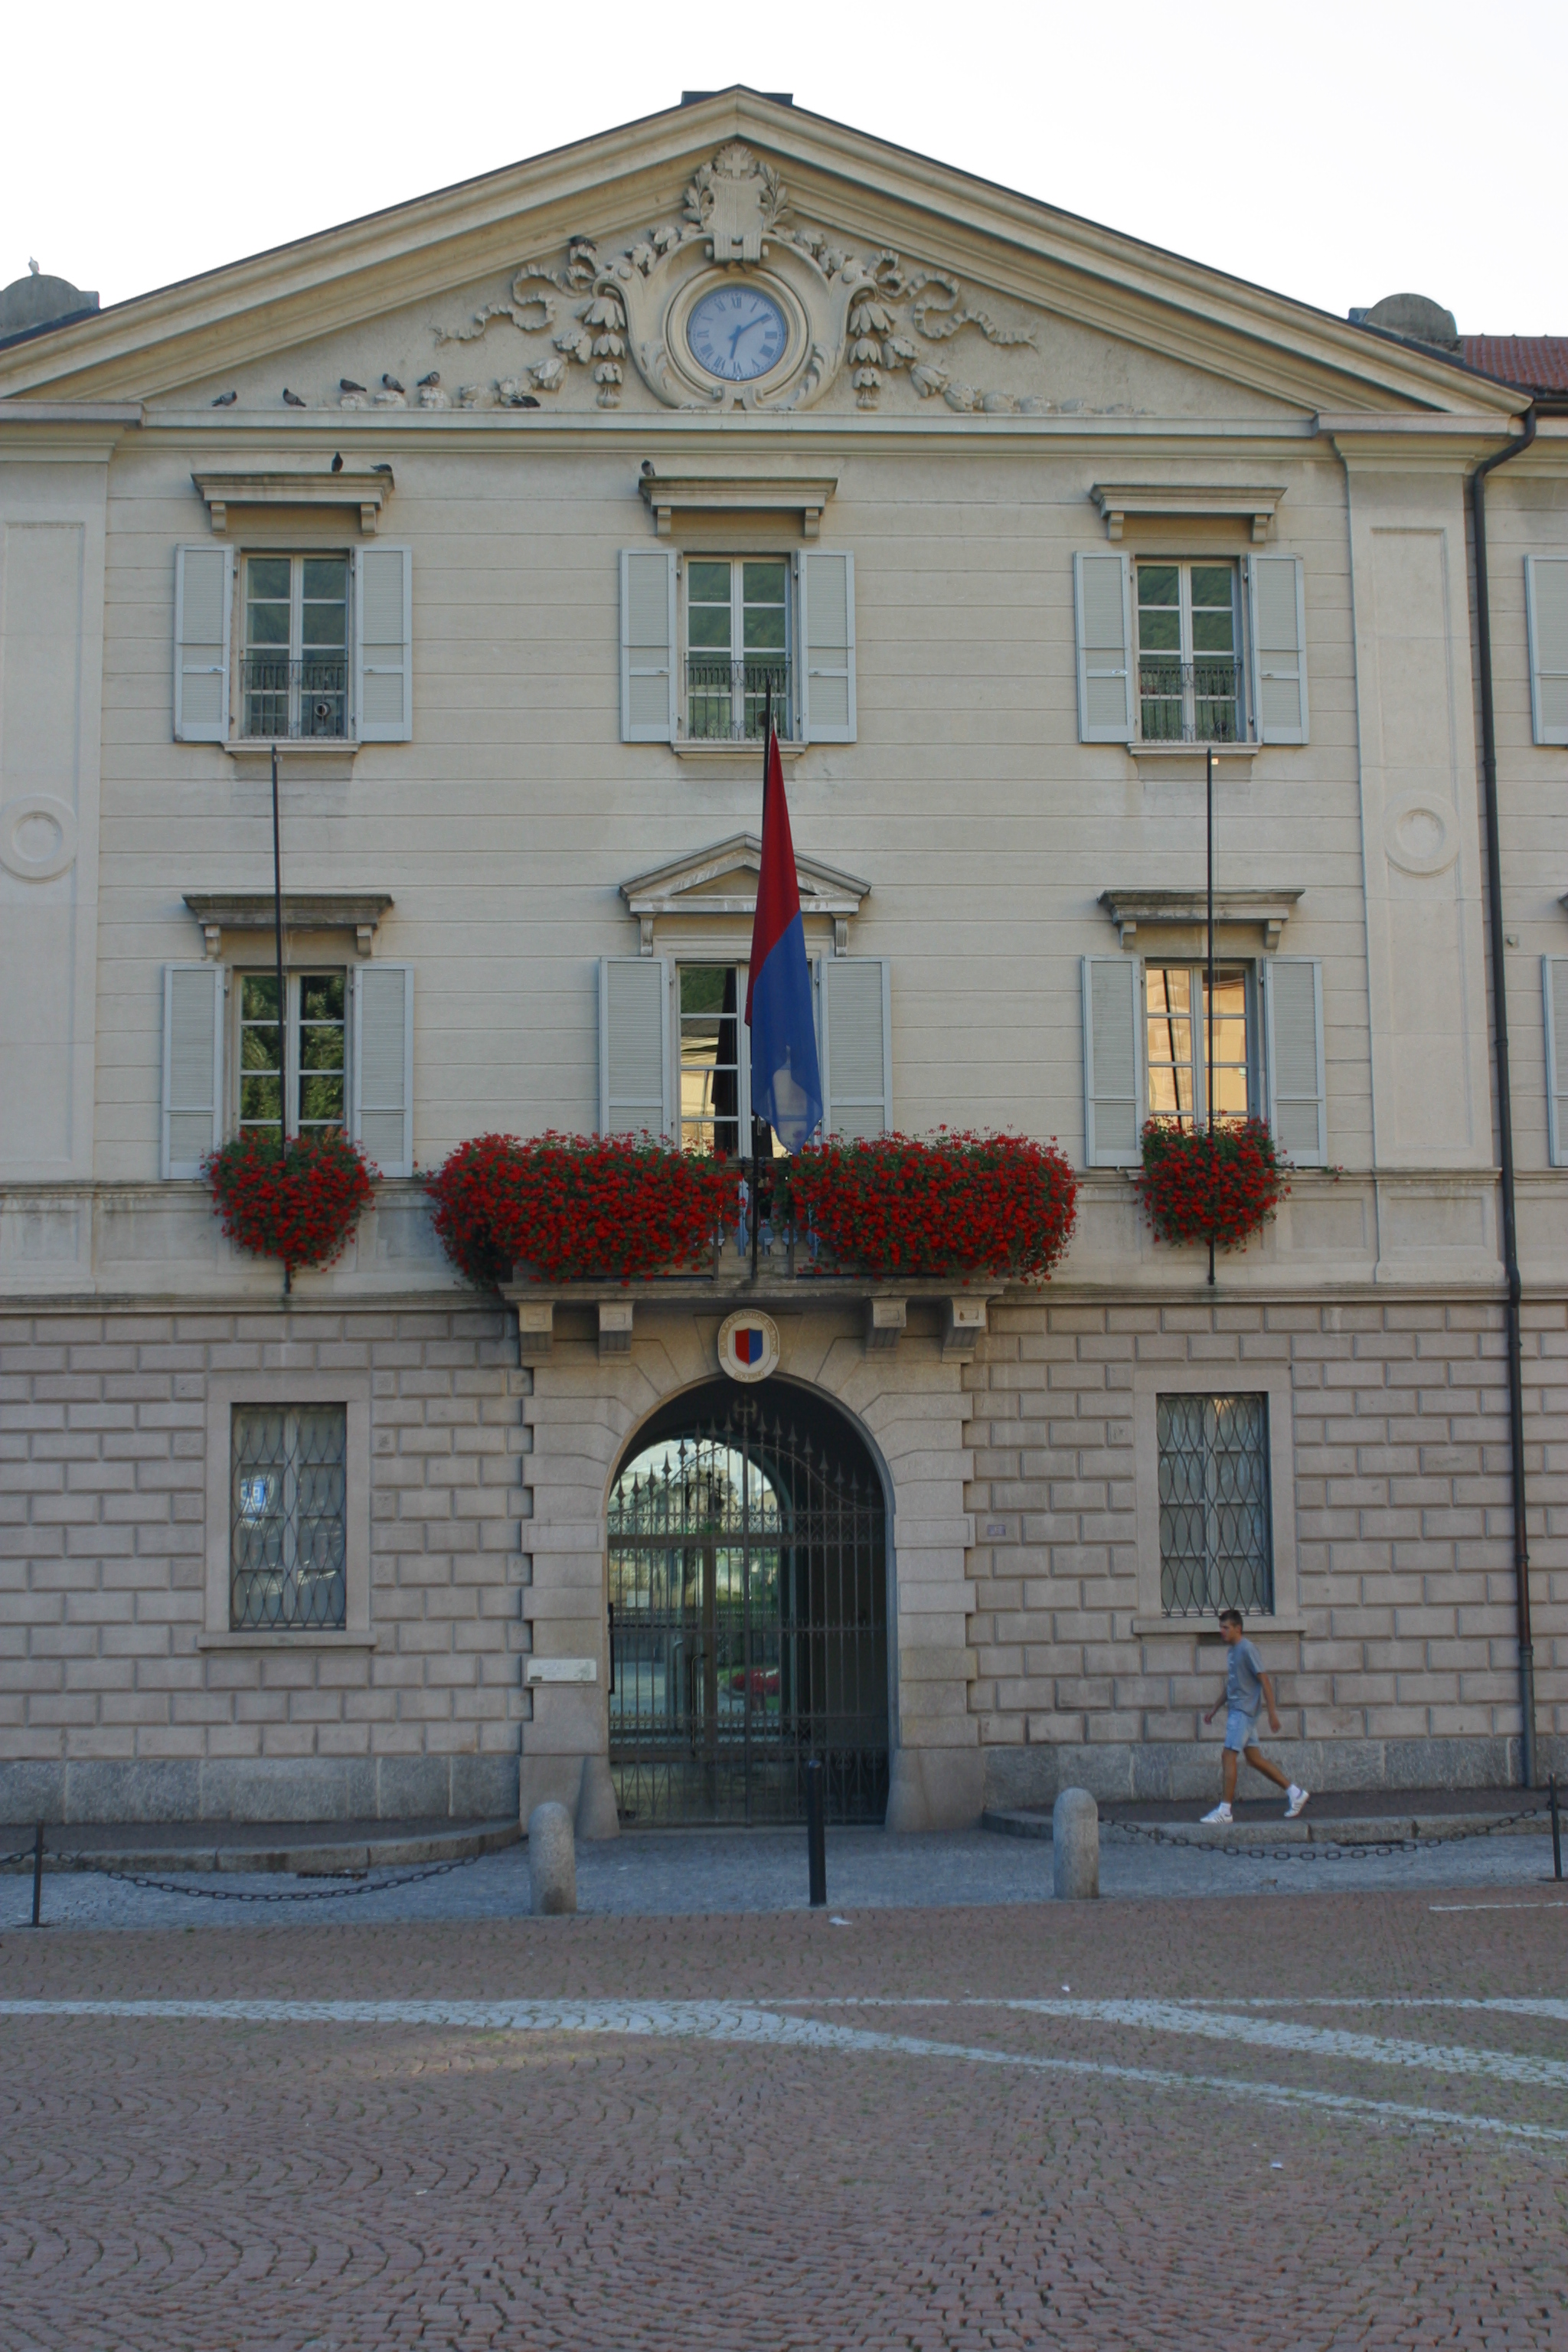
31, 1823, 43, 1928
270, 743, 291, 1298
1551, 1774, 1562, 1883
1207, 743, 1216, 1289
1470, 410, 1540, 1787
606, 1601, 615, 1698
805, 1759, 826, 1908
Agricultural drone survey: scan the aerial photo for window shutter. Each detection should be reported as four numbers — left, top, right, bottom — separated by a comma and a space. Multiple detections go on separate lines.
599, 956, 669, 1135
354, 544, 413, 742
799, 550, 856, 743
620, 550, 676, 743
162, 963, 224, 1178
1263, 957, 1327, 1166
173, 545, 232, 743
1073, 551, 1133, 744
1247, 554, 1308, 744
1545, 959, 1568, 1168
1524, 557, 1568, 746
352, 962, 413, 1178
819, 956, 890, 1137
1081, 956, 1141, 1166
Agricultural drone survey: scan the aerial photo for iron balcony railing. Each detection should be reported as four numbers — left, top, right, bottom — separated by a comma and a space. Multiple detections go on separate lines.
686, 657, 792, 743
240, 656, 349, 741
1137, 654, 1246, 745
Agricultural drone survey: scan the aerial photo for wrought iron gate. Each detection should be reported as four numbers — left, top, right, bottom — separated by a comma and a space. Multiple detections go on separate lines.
607, 1400, 889, 1827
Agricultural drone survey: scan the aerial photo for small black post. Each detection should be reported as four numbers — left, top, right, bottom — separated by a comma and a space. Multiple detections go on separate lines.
31, 1823, 44, 1928
1206, 743, 1216, 1289
607, 1601, 616, 1698
1551, 1774, 1563, 1883
805, 1759, 827, 1909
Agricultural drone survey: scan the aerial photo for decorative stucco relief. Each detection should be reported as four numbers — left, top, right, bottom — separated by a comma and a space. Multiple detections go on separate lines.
432, 142, 1123, 416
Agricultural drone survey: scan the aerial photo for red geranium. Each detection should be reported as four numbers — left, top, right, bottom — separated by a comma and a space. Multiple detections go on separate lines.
204, 1131, 377, 1276
786, 1131, 1078, 1282
426, 1132, 736, 1289
1135, 1117, 1289, 1253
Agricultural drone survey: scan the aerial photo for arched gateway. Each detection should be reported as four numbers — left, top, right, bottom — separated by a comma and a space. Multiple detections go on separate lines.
607, 1380, 890, 1826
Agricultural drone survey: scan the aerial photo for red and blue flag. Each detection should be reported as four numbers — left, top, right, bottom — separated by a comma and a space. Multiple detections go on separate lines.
745, 723, 824, 1153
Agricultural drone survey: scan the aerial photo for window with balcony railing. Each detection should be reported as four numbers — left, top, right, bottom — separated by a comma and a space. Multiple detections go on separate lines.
685, 557, 792, 740
242, 554, 350, 740
1136, 561, 1244, 743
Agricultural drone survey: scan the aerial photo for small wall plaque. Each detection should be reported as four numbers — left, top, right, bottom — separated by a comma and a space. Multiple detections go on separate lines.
525, 1658, 597, 1684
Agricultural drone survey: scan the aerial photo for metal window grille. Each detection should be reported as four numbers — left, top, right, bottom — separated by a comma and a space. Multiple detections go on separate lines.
686, 658, 792, 741
240, 657, 349, 740
230, 1405, 347, 1630
1157, 1393, 1272, 1615
607, 1400, 887, 1826
1137, 655, 1244, 743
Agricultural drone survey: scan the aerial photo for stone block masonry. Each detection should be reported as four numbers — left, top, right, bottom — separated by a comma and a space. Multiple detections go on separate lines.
968, 1295, 1568, 1807
0, 1308, 528, 1823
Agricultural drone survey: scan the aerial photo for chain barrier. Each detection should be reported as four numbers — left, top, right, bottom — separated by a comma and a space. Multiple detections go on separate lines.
1105, 1802, 1548, 1867
3, 1839, 504, 1911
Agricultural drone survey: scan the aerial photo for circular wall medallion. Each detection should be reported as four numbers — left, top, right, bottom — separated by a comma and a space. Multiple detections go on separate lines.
0, 793, 77, 882
717, 1308, 781, 1384
686, 283, 789, 383
1383, 794, 1459, 877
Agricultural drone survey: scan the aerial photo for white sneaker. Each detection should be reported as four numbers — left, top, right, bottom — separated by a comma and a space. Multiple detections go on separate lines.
1201, 1802, 1233, 1824
1285, 1785, 1309, 1820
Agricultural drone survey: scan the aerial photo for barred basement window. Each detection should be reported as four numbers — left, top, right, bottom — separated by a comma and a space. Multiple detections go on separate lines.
1157, 1393, 1272, 1616
230, 1404, 348, 1630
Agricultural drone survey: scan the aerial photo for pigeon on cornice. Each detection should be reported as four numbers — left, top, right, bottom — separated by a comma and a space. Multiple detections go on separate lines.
211, 390, 237, 407
283, 388, 306, 406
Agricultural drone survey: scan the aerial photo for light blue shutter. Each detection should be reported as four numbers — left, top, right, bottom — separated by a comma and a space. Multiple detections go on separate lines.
1525, 557, 1568, 746
1082, 956, 1141, 1165
620, 550, 676, 743
162, 963, 224, 1178
1545, 959, 1568, 1168
599, 956, 669, 1135
799, 550, 856, 743
352, 962, 413, 1177
819, 957, 890, 1137
1247, 554, 1308, 744
354, 544, 413, 741
1073, 552, 1133, 743
1263, 958, 1326, 1165
173, 545, 232, 742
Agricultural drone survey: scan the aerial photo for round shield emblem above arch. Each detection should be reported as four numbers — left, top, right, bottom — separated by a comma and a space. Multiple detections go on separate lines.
717, 1308, 780, 1383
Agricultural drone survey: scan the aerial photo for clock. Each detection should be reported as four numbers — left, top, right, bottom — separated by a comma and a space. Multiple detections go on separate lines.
685, 284, 789, 383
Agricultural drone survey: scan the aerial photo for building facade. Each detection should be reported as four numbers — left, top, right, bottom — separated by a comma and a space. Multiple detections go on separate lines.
2, 93, 1565, 1831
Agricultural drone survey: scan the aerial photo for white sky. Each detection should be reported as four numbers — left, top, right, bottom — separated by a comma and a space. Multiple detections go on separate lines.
5, 0, 1563, 335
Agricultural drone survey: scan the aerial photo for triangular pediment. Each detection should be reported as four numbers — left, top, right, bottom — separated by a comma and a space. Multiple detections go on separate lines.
0, 91, 1520, 423
621, 835, 870, 923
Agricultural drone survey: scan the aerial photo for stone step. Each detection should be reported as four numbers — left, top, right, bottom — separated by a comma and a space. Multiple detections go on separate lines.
0, 1817, 520, 1878
982, 1804, 1550, 1848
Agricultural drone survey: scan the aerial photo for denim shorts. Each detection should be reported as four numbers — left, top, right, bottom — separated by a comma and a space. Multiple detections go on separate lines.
1224, 1707, 1263, 1753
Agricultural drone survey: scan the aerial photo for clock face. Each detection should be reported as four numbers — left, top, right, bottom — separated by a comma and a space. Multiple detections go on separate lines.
686, 285, 789, 383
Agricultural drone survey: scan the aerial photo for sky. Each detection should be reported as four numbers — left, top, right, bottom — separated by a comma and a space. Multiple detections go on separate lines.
4, 0, 1563, 334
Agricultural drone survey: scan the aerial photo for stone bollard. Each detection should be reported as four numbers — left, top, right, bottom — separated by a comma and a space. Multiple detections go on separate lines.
528, 1801, 577, 1916
1052, 1786, 1099, 1900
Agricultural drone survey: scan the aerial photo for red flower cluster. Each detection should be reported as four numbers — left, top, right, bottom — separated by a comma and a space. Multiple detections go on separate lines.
426, 1132, 736, 1289
204, 1132, 377, 1276
1135, 1117, 1289, 1253
787, 1131, 1078, 1281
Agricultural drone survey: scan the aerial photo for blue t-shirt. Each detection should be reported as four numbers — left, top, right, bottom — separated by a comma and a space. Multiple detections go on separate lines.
1227, 1637, 1265, 1717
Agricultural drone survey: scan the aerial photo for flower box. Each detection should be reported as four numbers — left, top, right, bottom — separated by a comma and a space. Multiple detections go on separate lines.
204, 1132, 377, 1277
426, 1132, 735, 1289
784, 1131, 1078, 1282
1135, 1117, 1289, 1253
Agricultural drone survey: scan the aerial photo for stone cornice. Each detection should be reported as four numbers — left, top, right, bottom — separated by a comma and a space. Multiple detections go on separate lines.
639, 469, 837, 535
191, 466, 393, 534
1090, 481, 1285, 541
183, 891, 393, 959
1097, 886, 1305, 951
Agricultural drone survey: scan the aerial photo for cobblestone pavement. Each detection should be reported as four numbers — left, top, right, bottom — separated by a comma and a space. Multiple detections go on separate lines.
2, 1862, 1566, 2349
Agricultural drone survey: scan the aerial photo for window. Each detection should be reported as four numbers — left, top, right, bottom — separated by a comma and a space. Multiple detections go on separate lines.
242, 555, 349, 739
1157, 1393, 1272, 1616
230, 1403, 347, 1630
1135, 561, 1243, 743
678, 963, 778, 1159
686, 559, 790, 742
619, 548, 855, 746
172, 543, 412, 746
1145, 962, 1256, 1128
237, 970, 347, 1143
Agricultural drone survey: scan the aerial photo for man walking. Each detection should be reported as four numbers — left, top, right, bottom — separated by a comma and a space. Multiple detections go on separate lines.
1201, 1609, 1308, 1824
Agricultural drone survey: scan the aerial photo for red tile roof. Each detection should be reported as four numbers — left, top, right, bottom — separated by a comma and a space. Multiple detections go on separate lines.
1461, 336, 1568, 394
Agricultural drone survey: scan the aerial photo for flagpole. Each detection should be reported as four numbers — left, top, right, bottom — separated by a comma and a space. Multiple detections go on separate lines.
273, 743, 291, 1299
752, 680, 771, 1285
1207, 743, 1216, 1290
